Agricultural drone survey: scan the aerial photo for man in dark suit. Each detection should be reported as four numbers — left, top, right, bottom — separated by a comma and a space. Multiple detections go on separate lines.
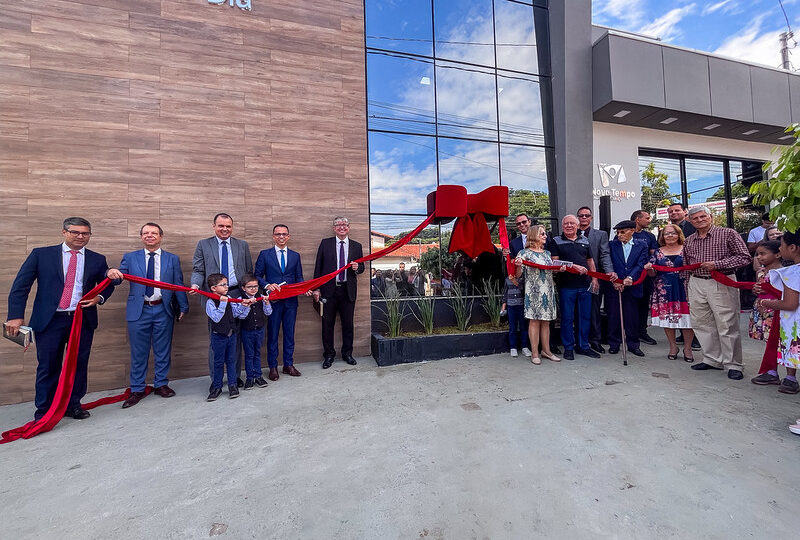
508, 213, 530, 259
254, 223, 307, 381
190, 213, 253, 388
107, 223, 190, 409
312, 216, 365, 368
577, 206, 615, 353
667, 202, 696, 238
631, 209, 659, 346
607, 220, 649, 357
5, 217, 114, 420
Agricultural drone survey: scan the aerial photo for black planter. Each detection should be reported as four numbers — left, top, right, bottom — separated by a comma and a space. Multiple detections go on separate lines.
371, 330, 508, 366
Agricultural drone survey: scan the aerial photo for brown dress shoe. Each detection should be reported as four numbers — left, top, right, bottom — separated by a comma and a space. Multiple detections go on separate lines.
282, 365, 302, 377
122, 391, 146, 409
154, 385, 176, 398
268, 368, 280, 381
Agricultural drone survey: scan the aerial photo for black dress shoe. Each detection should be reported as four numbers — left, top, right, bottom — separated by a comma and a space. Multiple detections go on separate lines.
727, 369, 744, 380
577, 348, 600, 359
343, 355, 357, 365
322, 356, 334, 369
67, 408, 90, 420
608, 347, 620, 354
630, 348, 645, 357
207, 388, 222, 401
563, 350, 574, 361
237, 377, 244, 388
691, 338, 702, 350
590, 343, 606, 354
691, 362, 723, 371
639, 334, 658, 346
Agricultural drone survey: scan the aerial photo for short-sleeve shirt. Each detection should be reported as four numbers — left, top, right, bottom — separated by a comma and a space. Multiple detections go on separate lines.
747, 226, 767, 243
548, 234, 592, 288
634, 230, 658, 253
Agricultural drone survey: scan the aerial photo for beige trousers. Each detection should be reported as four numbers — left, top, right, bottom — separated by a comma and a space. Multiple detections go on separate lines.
688, 276, 743, 370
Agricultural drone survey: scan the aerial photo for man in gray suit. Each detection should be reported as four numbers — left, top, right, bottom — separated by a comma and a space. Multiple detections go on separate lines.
577, 206, 615, 353
190, 213, 253, 387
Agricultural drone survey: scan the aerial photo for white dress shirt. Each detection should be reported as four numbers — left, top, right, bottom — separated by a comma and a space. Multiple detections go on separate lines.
58, 243, 85, 312
336, 237, 350, 282
144, 248, 162, 301
274, 245, 288, 272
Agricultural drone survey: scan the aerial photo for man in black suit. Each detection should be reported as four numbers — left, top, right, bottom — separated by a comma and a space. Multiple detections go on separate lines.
312, 216, 365, 369
667, 202, 696, 238
5, 217, 114, 420
577, 206, 615, 353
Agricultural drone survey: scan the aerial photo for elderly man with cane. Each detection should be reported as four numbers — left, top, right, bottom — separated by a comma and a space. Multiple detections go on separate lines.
607, 220, 649, 359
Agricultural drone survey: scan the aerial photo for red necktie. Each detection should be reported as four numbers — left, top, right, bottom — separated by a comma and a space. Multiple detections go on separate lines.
59, 250, 79, 310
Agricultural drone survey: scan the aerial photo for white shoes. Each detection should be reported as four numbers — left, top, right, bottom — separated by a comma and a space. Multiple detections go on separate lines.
522, 347, 532, 357
790, 420, 800, 435
510, 348, 519, 357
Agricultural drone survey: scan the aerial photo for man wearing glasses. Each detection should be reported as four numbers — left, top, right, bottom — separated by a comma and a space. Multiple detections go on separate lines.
254, 224, 307, 381
576, 206, 614, 353
5, 217, 114, 421
509, 213, 530, 259
312, 217, 365, 369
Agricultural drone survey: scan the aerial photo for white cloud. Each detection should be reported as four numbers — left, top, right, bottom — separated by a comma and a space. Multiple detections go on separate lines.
638, 4, 696, 42
594, 0, 647, 27
702, 0, 736, 16
713, 16, 790, 68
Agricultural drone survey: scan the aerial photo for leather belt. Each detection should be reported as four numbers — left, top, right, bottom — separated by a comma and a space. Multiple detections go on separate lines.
144, 299, 163, 306
54, 311, 76, 317
693, 273, 733, 280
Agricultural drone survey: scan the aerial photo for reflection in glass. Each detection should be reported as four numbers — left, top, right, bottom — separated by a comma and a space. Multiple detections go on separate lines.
495, 0, 539, 74
501, 144, 550, 220
368, 132, 437, 215
639, 156, 682, 222
685, 159, 727, 227
365, 0, 433, 57
436, 61, 497, 141
367, 52, 435, 135
498, 73, 544, 145
369, 217, 440, 298
438, 138, 500, 193
434, 0, 495, 66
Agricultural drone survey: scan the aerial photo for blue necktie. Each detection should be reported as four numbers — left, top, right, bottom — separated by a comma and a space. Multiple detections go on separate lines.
280, 249, 286, 273
145, 252, 155, 297
221, 241, 229, 279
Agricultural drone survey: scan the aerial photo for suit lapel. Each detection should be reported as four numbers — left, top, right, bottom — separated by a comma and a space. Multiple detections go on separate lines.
209, 237, 220, 271
54, 245, 65, 286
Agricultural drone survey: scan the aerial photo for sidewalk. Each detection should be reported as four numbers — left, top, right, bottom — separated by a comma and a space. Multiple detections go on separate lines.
1, 317, 798, 539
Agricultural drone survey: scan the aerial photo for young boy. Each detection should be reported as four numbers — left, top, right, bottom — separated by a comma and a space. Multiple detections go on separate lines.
239, 274, 272, 390
206, 273, 253, 401
502, 275, 531, 358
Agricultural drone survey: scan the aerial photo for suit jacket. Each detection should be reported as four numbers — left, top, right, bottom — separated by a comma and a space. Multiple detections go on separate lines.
509, 235, 524, 259
609, 238, 649, 299
190, 236, 253, 291
313, 237, 365, 302
7, 245, 114, 333
581, 227, 613, 273
254, 247, 303, 307
118, 249, 190, 322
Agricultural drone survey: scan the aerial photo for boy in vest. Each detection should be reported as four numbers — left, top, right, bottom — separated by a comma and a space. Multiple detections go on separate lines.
206, 273, 253, 401
239, 274, 273, 390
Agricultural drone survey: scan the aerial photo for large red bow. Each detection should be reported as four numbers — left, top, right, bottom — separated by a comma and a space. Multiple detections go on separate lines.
426, 185, 509, 258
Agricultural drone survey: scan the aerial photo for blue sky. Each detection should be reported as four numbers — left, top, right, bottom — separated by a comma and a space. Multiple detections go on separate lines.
593, 0, 800, 69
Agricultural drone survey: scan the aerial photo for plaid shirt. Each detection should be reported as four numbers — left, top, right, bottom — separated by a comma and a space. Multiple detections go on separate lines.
682, 225, 751, 277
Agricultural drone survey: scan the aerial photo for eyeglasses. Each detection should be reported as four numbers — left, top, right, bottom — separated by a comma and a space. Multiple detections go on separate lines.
515, 220, 529, 226
273, 233, 289, 237
214, 283, 229, 288
65, 230, 91, 237
334, 223, 350, 228
577, 214, 591, 218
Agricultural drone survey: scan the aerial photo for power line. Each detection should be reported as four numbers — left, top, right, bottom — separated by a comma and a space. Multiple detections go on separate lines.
779, 0, 795, 36
367, 35, 537, 47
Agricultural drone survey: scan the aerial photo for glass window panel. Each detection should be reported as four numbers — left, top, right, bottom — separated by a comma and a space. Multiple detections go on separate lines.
367, 53, 436, 135
369, 216, 440, 298
639, 156, 682, 223
433, 0, 495, 66
497, 72, 544, 145
501, 144, 550, 220
438, 138, 500, 192
685, 159, 728, 227
729, 161, 762, 234
494, 0, 539, 74
365, 0, 433, 57
368, 132, 438, 215
435, 61, 497, 141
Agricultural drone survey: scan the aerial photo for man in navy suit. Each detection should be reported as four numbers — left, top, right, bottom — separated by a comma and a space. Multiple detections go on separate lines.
107, 223, 190, 409
5, 217, 114, 420
312, 216, 365, 369
607, 220, 649, 357
254, 224, 308, 381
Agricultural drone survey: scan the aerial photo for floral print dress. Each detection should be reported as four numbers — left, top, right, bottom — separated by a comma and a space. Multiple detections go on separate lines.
748, 269, 774, 341
649, 250, 691, 328
769, 264, 800, 369
518, 248, 557, 321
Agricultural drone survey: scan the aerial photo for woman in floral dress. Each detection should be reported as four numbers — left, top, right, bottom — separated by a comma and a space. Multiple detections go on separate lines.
515, 225, 563, 364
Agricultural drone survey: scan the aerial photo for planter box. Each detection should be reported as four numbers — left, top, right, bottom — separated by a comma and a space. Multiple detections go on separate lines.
371, 330, 508, 366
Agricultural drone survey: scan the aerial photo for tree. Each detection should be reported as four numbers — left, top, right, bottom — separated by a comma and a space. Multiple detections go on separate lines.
752, 124, 800, 233
419, 246, 457, 278
508, 188, 552, 220
640, 162, 679, 216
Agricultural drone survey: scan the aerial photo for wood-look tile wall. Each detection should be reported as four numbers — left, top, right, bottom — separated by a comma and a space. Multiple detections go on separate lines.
0, 0, 369, 405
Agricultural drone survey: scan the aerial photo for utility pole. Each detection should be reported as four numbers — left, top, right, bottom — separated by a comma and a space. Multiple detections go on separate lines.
780, 31, 793, 70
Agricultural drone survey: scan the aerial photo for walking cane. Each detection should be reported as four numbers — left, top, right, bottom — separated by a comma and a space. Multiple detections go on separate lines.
618, 288, 628, 366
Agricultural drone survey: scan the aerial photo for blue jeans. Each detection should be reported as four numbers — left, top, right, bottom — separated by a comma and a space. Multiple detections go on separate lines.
241, 327, 265, 379
559, 287, 592, 351
507, 305, 530, 350
210, 332, 238, 389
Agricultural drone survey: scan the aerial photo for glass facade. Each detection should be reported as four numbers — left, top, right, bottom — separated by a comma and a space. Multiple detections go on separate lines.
638, 151, 765, 234
365, 0, 555, 303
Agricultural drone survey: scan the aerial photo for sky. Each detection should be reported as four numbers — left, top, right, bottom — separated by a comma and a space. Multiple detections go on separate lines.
592, 0, 800, 70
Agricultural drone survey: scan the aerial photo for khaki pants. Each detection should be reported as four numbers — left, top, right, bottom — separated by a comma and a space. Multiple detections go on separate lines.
688, 276, 743, 370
